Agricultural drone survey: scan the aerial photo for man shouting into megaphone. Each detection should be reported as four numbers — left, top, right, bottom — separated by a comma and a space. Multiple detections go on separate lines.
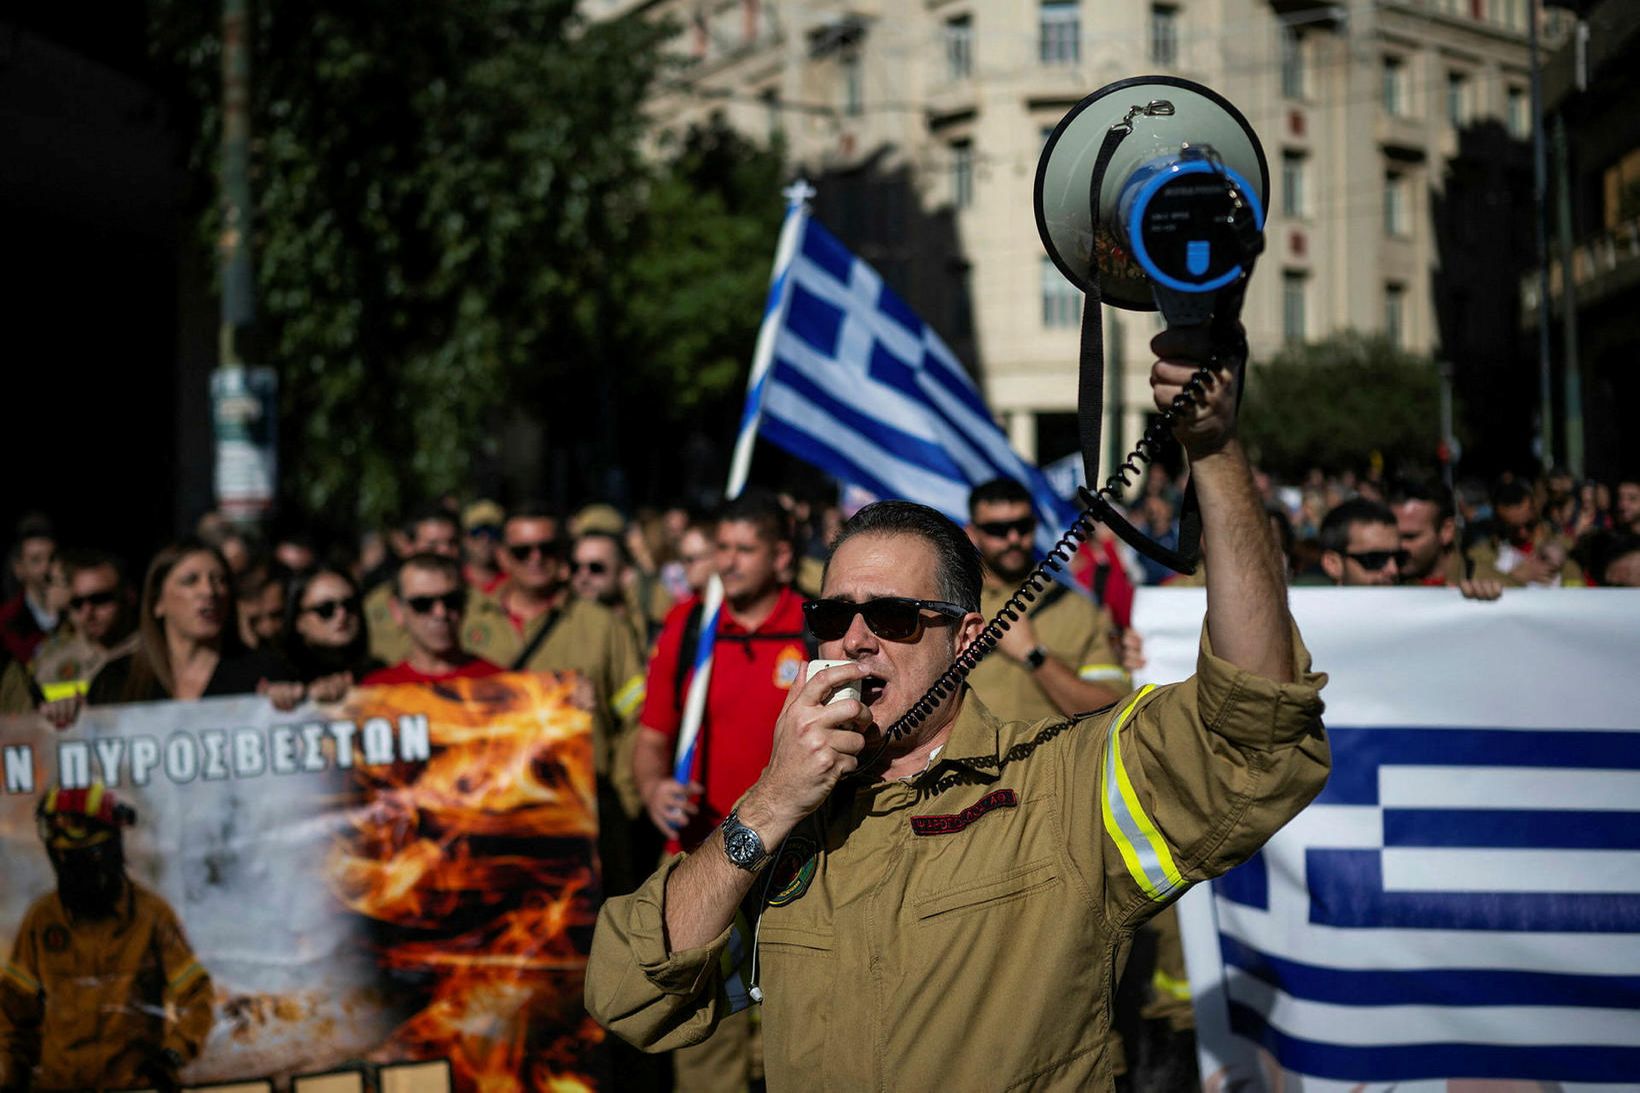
586, 325, 1330, 1090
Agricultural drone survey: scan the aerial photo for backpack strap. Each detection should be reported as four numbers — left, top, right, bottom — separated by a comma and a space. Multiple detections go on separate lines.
510, 608, 564, 671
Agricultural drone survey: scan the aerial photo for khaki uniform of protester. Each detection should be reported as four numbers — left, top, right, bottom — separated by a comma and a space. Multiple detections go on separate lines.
463, 592, 650, 892
1139, 904, 1194, 1030
965, 582, 1134, 1073
967, 584, 1130, 725
586, 627, 1329, 1089
0, 884, 213, 1091
0, 661, 35, 715
1467, 526, 1584, 587
363, 580, 413, 666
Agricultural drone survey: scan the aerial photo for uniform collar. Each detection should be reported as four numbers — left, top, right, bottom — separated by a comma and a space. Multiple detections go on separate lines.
915, 687, 1006, 785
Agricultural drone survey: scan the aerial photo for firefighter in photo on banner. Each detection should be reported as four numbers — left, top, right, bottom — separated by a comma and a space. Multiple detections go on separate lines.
0, 783, 212, 1093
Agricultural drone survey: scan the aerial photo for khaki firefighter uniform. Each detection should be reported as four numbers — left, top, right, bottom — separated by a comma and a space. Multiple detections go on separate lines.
464, 591, 650, 892
363, 581, 411, 666
967, 584, 1130, 725
0, 883, 213, 1091
586, 626, 1328, 1090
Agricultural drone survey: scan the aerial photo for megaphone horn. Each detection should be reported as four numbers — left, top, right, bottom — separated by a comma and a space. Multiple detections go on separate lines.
1035, 75, 1269, 319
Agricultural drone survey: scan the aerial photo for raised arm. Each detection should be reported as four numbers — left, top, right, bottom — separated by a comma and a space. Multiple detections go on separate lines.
1151, 326, 1293, 683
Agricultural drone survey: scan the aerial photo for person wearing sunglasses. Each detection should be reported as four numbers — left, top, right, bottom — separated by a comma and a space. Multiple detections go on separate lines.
360, 553, 501, 686
281, 566, 381, 701
1318, 498, 1407, 587
627, 490, 810, 1093
464, 503, 649, 894
964, 477, 1133, 725
571, 530, 670, 650
587, 324, 1330, 1092
362, 503, 464, 667
29, 550, 138, 704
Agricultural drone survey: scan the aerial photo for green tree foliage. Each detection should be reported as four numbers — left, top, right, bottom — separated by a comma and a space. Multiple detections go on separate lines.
1239, 332, 1445, 477
615, 118, 787, 416
150, 0, 671, 526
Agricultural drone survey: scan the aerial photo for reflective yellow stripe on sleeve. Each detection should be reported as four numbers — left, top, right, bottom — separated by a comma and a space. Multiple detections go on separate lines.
168, 960, 206, 993
1078, 663, 1131, 684
39, 680, 88, 702
611, 675, 646, 719
1100, 684, 1187, 902
1152, 968, 1192, 1003
2, 962, 40, 995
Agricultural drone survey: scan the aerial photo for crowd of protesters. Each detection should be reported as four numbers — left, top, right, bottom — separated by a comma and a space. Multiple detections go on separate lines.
0, 460, 1634, 1092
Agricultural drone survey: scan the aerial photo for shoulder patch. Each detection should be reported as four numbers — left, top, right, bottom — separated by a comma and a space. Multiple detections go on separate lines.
42, 924, 70, 953
767, 833, 819, 906
774, 646, 803, 689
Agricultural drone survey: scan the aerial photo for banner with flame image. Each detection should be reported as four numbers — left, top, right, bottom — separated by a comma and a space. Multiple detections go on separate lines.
0, 671, 604, 1092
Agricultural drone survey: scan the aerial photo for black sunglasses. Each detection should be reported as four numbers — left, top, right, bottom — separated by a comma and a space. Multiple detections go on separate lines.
572, 560, 609, 575
974, 516, 1036, 540
1345, 549, 1409, 572
404, 591, 467, 616
507, 540, 564, 562
803, 597, 967, 642
302, 596, 360, 621
68, 590, 118, 611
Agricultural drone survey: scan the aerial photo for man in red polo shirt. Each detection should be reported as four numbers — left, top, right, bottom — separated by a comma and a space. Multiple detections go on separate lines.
362, 554, 504, 686
630, 490, 806, 1093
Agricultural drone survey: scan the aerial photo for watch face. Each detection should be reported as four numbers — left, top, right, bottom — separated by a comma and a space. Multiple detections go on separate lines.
725, 821, 763, 866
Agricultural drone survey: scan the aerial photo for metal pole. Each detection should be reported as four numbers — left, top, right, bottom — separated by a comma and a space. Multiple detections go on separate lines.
1552, 114, 1584, 478
219, 0, 254, 364
1528, 0, 1555, 470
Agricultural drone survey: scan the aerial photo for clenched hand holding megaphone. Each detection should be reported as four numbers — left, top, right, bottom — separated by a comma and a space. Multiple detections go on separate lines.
1037, 75, 1268, 575
882, 77, 1269, 744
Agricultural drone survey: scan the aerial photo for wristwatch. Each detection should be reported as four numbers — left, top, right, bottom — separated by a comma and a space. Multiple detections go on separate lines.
721, 809, 771, 872
1023, 645, 1049, 671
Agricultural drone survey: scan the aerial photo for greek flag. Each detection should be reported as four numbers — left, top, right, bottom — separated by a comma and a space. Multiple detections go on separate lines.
755, 213, 1077, 551
1134, 588, 1640, 1090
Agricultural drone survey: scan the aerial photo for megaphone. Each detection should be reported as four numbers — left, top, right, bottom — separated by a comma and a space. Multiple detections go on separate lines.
1035, 75, 1268, 326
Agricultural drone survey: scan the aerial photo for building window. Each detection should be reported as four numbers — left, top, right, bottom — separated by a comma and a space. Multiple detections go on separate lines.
1506, 85, 1529, 138
952, 140, 974, 210
1282, 271, 1307, 344
1446, 71, 1472, 126
945, 15, 973, 81
761, 87, 782, 140
1042, 257, 1080, 327
1385, 172, 1408, 237
1281, 27, 1305, 100
1040, 0, 1080, 66
1150, 4, 1179, 67
1385, 283, 1406, 347
842, 53, 863, 117
1382, 55, 1407, 117
1281, 152, 1306, 219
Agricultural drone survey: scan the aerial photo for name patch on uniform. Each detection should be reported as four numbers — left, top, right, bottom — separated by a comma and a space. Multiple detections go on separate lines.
910, 789, 1017, 836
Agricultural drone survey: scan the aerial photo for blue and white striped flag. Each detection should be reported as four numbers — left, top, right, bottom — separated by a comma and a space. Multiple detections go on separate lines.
1135, 587, 1640, 1090
756, 214, 1078, 555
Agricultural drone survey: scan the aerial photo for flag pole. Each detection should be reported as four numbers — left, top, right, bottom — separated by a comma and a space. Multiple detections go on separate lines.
673, 180, 816, 785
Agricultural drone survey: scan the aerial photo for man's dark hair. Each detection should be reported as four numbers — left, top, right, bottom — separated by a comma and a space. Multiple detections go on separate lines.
1318, 498, 1397, 555
394, 551, 463, 597
60, 549, 127, 587
505, 501, 562, 528
575, 529, 630, 567
402, 502, 459, 538
828, 501, 983, 612
1387, 475, 1454, 522
968, 478, 1032, 517
1493, 478, 1532, 509
716, 489, 791, 547
235, 565, 288, 603
12, 512, 54, 546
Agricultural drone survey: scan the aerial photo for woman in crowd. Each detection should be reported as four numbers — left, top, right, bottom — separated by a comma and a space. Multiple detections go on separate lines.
87, 537, 300, 707
281, 566, 377, 701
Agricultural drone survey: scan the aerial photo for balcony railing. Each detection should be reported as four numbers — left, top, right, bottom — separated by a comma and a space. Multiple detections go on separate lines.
1520, 215, 1640, 320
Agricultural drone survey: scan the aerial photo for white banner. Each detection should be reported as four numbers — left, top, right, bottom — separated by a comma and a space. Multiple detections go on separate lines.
1133, 587, 1640, 1093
